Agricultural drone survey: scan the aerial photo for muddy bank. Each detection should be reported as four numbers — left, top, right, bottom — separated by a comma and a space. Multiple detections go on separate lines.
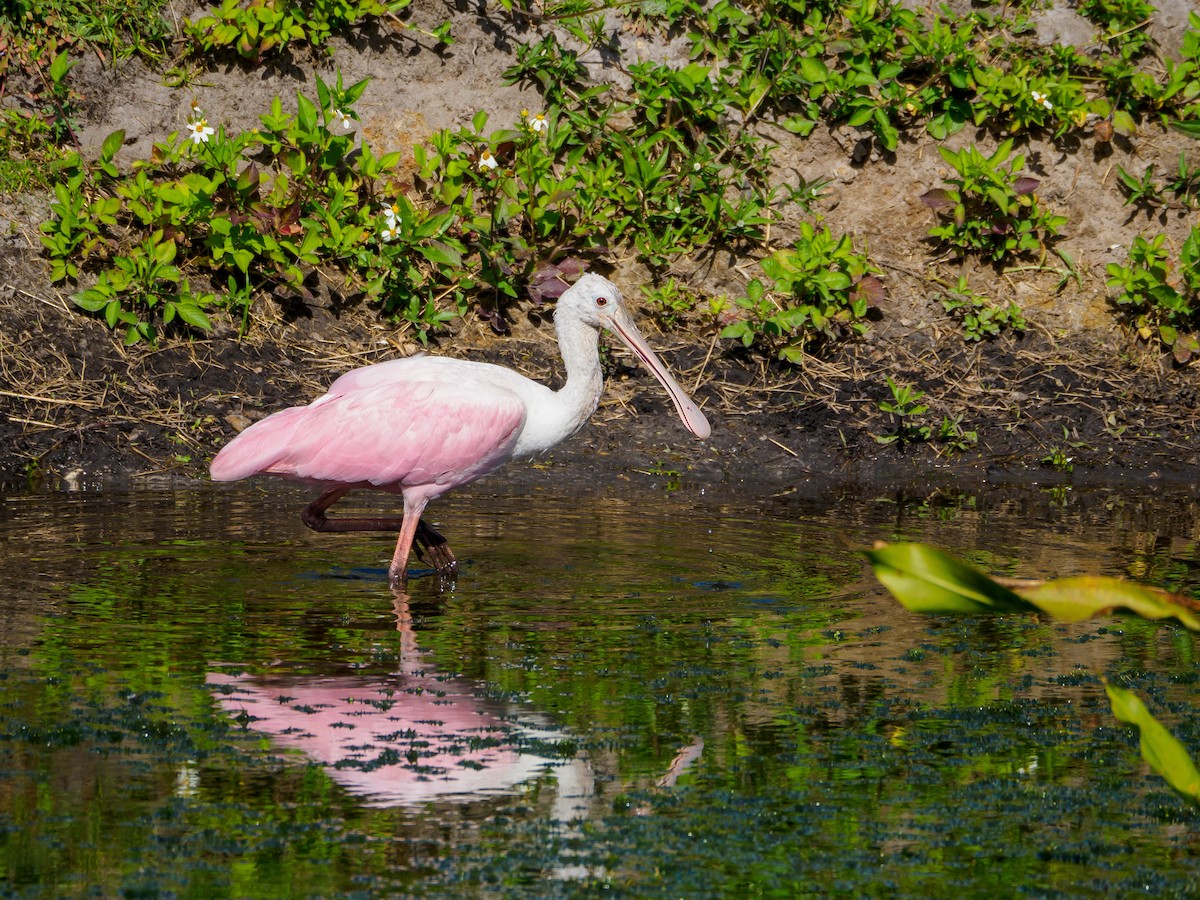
1, 267, 1198, 499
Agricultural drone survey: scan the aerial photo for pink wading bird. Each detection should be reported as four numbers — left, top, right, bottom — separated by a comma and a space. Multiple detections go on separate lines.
209, 273, 711, 588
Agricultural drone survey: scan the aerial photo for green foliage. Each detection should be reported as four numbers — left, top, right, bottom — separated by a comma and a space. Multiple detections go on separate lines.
719, 223, 881, 363
0, 0, 173, 184
18, 0, 1200, 359
502, 36, 777, 269
641, 278, 696, 330
1079, 0, 1155, 60
414, 106, 611, 315
42, 75, 468, 344
922, 140, 1068, 262
1116, 155, 1200, 211
1106, 228, 1200, 363
866, 540, 1200, 629
186, 0, 414, 59
1041, 446, 1075, 473
1105, 681, 1200, 804
938, 275, 1026, 341
936, 414, 978, 454
874, 376, 931, 446
71, 231, 215, 345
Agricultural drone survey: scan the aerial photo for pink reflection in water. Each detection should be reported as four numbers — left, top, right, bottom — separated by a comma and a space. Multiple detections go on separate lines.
209, 593, 588, 811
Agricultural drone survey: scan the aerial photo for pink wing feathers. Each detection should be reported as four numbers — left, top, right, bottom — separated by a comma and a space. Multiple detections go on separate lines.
210, 371, 527, 493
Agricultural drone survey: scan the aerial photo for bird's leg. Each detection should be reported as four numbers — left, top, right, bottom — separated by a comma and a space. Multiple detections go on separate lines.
302, 487, 403, 532
301, 489, 455, 588
388, 496, 428, 590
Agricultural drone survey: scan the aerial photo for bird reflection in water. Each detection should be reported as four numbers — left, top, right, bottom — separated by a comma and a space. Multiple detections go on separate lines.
209, 593, 592, 813
209, 592, 705, 880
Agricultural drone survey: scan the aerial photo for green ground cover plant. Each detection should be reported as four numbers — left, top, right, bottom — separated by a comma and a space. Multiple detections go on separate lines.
7, 0, 1200, 366
1107, 227, 1200, 363
938, 276, 1026, 341
921, 140, 1067, 262
43, 76, 467, 344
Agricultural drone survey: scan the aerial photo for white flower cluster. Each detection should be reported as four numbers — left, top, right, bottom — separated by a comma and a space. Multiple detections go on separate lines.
381, 200, 402, 242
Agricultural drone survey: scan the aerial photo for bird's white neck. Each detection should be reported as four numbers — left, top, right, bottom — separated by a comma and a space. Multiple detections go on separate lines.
555, 314, 604, 423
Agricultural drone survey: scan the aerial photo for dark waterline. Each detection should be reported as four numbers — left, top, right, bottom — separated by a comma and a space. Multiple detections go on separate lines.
1, 478, 1198, 897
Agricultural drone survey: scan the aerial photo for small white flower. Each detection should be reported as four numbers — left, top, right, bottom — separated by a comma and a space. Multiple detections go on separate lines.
381, 220, 400, 242
478, 150, 498, 171
383, 201, 401, 224
186, 118, 215, 145
693, 162, 702, 171
189, 99, 203, 117
673, 205, 682, 214
331, 108, 353, 131
1031, 90, 1053, 111
529, 112, 548, 133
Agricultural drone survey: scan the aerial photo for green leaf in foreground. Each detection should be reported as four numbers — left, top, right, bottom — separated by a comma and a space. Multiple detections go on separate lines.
1105, 680, 1200, 804
1020, 576, 1200, 630
865, 542, 1200, 630
863, 542, 1032, 614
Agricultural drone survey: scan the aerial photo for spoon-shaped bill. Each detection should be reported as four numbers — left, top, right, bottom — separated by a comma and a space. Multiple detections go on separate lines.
608, 308, 711, 439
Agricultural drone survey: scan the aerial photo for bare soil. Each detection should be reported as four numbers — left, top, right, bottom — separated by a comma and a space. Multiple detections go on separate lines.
2, 0, 1199, 495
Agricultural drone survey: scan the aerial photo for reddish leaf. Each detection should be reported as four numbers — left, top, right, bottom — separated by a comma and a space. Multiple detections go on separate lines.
1173, 333, 1199, 365
1013, 177, 1040, 196
920, 188, 954, 211
851, 274, 885, 307
493, 141, 516, 164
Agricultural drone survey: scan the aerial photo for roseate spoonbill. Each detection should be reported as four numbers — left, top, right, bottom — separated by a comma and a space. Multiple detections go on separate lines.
210, 273, 710, 588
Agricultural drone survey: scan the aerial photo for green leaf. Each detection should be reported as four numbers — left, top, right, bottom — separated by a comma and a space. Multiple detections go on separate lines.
1105, 681, 1200, 803
72, 289, 110, 312
48, 49, 75, 84
1170, 119, 1200, 139
863, 542, 1033, 615
868, 542, 1200, 630
297, 94, 318, 133
417, 242, 461, 268
1113, 110, 1137, 137
1021, 577, 1200, 630
798, 57, 828, 83
173, 302, 214, 331
154, 240, 177, 266
101, 130, 125, 162
780, 115, 816, 136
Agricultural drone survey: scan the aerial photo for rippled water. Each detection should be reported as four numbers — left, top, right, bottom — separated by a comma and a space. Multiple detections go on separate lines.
1, 475, 1199, 897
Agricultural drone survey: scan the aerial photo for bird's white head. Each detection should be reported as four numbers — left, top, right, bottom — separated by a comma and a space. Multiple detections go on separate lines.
557, 272, 711, 440
554, 272, 626, 328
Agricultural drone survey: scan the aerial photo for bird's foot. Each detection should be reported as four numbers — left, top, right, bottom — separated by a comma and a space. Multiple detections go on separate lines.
413, 520, 457, 587
388, 565, 409, 593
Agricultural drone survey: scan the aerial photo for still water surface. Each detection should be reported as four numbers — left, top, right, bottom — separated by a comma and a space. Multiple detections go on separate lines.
1, 476, 1199, 897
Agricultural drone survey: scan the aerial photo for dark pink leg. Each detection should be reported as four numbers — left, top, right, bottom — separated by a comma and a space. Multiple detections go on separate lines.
300, 489, 456, 586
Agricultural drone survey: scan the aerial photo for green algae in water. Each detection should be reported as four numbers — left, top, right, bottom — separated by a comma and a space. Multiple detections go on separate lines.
0, 484, 1199, 896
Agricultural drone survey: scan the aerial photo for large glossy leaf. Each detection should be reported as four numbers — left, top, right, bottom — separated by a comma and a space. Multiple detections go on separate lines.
863, 542, 1032, 614
866, 542, 1200, 630
1105, 681, 1200, 803
1021, 577, 1200, 630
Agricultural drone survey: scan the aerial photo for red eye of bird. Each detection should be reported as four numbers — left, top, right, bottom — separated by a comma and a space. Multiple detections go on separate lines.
595, 296, 608, 306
